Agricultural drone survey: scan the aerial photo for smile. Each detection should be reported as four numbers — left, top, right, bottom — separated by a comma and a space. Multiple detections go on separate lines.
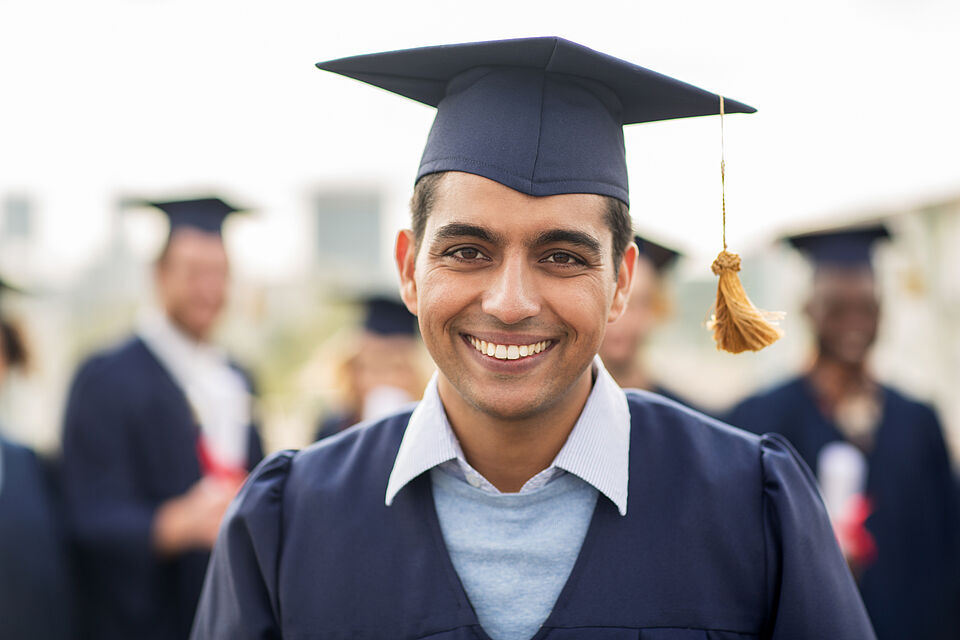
466, 335, 552, 360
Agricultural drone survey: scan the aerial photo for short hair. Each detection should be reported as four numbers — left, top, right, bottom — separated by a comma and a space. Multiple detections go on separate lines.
0, 320, 29, 369
409, 172, 633, 274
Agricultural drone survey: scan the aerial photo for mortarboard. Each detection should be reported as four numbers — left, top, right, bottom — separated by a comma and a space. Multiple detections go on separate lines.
316, 37, 755, 205
787, 224, 890, 270
362, 295, 418, 337
635, 235, 681, 273
140, 197, 247, 236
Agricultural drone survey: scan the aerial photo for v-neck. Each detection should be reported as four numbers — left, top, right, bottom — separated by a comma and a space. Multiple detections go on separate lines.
414, 470, 614, 640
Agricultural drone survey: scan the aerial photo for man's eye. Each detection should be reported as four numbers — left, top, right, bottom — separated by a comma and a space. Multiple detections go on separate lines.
449, 247, 485, 261
543, 251, 584, 266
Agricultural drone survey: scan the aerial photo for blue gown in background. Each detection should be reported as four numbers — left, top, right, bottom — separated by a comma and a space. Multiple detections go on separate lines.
728, 376, 960, 640
0, 436, 75, 640
60, 336, 263, 640
192, 391, 875, 639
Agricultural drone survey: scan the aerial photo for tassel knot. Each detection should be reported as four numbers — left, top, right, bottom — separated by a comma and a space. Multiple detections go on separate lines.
711, 250, 741, 275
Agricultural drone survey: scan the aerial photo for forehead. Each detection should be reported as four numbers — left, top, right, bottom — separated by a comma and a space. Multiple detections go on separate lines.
427, 172, 611, 241
166, 228, 227, 258
811, 266, 877, 298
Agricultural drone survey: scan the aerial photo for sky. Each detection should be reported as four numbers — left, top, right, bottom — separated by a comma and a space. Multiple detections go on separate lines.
1, 0, 959, 285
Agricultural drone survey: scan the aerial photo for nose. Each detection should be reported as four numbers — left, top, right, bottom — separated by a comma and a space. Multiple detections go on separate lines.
481, 253, 541, 324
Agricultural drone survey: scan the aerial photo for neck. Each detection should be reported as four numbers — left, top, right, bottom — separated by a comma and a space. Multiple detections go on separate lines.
437, 367, 594, 493
606, 359, 652, 391
806, 355, 872, 414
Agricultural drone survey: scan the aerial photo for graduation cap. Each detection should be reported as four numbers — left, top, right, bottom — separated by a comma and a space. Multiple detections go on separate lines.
361, 295, 418, 337
138, 197, 247, 236
316, 37, 755, 205
787, 224, 891, 270
635, 235, 681, 273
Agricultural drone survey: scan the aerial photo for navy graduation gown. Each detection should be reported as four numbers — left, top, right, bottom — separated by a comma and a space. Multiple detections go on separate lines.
192, 391, 874, 639
0, 437, 75, 640
728, 377, 960, 640
60, 336, 264, 640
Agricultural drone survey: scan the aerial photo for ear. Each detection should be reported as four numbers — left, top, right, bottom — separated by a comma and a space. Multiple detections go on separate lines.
608, 241, 639, 323
395, 229, 419, 316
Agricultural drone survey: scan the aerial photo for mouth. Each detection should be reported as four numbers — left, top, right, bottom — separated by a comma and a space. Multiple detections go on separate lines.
463, 334, 554, 361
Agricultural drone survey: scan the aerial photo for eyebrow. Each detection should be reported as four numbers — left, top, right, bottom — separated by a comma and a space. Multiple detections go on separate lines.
531, 229, 602, 256
431, 222, 603, 257
431, 222, 505, 245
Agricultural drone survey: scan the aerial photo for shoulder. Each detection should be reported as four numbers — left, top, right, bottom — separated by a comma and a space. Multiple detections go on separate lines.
627, 388, 760, 449
882, 384, 939, 422
724, 376, 807, 430
70, 336, 156, 388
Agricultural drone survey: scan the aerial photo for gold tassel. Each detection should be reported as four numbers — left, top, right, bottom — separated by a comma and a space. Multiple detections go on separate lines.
708, 250, 783, 353
708, 96, 783, 353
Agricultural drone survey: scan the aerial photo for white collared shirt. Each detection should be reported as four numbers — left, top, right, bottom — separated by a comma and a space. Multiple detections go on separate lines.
385, 355, 631, 516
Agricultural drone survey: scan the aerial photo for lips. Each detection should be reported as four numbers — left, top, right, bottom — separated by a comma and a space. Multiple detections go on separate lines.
465, 335, 552, 360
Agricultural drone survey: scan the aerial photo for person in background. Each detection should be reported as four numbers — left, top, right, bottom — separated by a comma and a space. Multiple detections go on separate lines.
192, 38, 873, 639
0, 277, 76, 640
60, 198, 264, 640
315, 295, 428, 440
598, 234, 693, 405
727, 224, 960, 640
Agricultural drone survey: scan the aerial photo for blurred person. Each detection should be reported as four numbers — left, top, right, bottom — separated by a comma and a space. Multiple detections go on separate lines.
727, 224, 960, 639
60, 198, 264, 640
598, 234, 694, 405
315, 295, 429, 440
193, 38, 874, 639
0, 277, 76, 640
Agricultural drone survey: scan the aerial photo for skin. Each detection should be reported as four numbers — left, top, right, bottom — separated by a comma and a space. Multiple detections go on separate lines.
597, 255, 661, 389
154, 228, 230, 342
804, 266, 880, 416
396, 172, 637, 492
149, 227, 240, 553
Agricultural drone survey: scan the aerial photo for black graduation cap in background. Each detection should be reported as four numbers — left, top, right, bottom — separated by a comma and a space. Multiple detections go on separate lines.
140, 197, 247, 236
362, 295, 418, 337
317, 37, 755, 206
787, 224, 891, 270
635, 235, 681, 273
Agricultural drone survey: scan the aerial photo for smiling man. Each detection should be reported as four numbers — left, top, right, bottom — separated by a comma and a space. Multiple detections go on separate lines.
192, 38, 875, 640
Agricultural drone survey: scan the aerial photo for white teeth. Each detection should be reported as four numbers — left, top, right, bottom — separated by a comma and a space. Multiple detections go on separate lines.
468, 336, 552, 360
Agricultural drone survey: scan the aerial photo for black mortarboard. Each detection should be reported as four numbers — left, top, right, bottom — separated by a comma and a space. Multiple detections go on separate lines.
362, 296, 418, 337
317, 37, 755, 206
143, 197, 246, 236
787, 224, 891, 269
635, 235, 681, 273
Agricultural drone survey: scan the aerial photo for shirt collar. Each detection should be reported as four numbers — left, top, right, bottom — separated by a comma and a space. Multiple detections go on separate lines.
385, 355, 631, 516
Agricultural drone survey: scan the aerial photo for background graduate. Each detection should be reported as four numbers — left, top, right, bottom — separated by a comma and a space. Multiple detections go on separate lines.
598, 234, 693, 405
193, 38, 874, 639
727, 224, 960, 639
0, 277, 76, 640
60, 198, 264, 640
315, 295, 428, 440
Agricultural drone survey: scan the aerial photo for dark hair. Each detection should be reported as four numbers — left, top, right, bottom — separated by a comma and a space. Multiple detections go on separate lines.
409, 172, 633, 274
0, 320, 29, 369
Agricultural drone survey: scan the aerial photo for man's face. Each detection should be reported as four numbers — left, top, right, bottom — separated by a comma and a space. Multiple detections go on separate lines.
155, 229, 230, 341
396, 172, 635, 422
598, 255, 660, 370
805, 267, 879, 368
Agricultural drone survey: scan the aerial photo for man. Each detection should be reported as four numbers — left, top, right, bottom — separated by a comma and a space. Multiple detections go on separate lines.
728, 224, 960, 640
598, 234, 693, 404
193, 38, 874, 639
61, 197, 264, 640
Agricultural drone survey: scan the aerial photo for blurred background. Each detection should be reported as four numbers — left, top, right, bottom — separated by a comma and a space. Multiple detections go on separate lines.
1, 0, 958, 457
